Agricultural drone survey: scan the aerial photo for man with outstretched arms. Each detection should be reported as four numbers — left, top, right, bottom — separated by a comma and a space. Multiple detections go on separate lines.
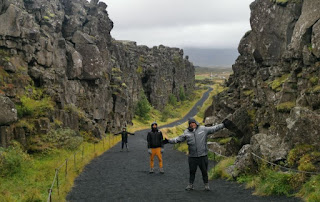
163, 117, 234, 191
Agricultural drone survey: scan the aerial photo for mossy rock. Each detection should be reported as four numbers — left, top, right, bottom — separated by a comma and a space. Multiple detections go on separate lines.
276, 101, 295, 113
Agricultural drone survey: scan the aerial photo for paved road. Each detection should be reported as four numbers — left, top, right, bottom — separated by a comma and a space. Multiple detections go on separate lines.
67, 88, 300, 202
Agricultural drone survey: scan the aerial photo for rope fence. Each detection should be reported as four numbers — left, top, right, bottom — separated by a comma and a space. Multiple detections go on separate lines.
47, 134, 120, 202
209, 147, 320, 175
251, 152, 320, 175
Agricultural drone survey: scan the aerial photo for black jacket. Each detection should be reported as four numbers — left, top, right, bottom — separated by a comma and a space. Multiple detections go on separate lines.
147, 130, 164, 148
115, 131, 134, 143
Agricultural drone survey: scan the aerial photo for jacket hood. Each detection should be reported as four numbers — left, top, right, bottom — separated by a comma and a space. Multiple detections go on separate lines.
151, 122, 158, 130
188, 117, 199, 126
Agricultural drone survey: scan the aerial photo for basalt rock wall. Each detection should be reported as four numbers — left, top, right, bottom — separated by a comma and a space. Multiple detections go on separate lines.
0, 0, 194, 148
205, 0, 320, 174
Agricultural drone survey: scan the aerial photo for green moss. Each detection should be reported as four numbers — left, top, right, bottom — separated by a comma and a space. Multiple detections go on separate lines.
307, 85, 320, 94
309, 76, 319, 86
298, 152, 320, 172
64, 104, 86, 119
247, 109, 256, 121
287, 144, 316, 167
111, 67, 122, 73
121, 83, 127, 88
43, 16, 50, 21
269, 74, 290, 91
276, 101, 295, 112
136, 66, 143, 74
15, 119, 35, 132
16, 96, 54, 118
243, 90, 254, 96
275, 0, 288, 3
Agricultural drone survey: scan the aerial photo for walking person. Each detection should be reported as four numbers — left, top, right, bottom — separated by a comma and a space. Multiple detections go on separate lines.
162, 117, 234, 191
115, 127, 134, 152
147, 122, 165, 174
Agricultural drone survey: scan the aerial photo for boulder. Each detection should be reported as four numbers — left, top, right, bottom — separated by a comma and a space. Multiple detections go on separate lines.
230, 144, 256, 177
251, 133, 289, 162
0, 96, 17, 125
285, 107, 320, 148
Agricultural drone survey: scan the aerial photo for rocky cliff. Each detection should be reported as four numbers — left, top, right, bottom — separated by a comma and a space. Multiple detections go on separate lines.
0, 0, 194, 149
204, 0, 320, 175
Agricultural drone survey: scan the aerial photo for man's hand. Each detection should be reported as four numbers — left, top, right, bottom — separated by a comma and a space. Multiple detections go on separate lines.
161, 148, 164, 153
162, 138, 169, 144
222, 119, 234, 130
148, 149, 151, 154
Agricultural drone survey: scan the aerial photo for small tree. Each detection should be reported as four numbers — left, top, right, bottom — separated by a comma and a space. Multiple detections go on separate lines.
135, 91, 151, 120
168, 94, 177, 106
179, 86, 186, 101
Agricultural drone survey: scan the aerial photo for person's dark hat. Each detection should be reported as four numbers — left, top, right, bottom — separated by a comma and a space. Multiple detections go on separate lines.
188, 117, 199, 126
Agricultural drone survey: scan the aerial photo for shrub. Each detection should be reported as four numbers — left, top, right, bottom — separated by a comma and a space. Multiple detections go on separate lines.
168, 94, 177, 106
46, 128, 83, 150
179, 86, 186, 101
298, 152, 320, 172
0, 142, 30, 177
135, 91, 151, 120
16, 96, 54, 118
287, 144, 316, 167
160, 105, 179, 122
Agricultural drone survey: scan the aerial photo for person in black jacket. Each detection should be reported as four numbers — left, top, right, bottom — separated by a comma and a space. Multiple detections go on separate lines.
147, 122, 164, 174
115, 127, 134, 152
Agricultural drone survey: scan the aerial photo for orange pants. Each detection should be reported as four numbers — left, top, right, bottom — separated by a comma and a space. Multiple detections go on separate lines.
150, 147, 163, 168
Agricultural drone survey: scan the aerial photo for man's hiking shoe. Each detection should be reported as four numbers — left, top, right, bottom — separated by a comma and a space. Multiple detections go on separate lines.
204, 183, 210, 191
149, 168, 154, 174
159, 168, 164, 174
185, 184, 194, 191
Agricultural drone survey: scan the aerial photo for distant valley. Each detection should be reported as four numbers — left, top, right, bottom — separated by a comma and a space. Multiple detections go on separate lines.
183, 48, 239, 67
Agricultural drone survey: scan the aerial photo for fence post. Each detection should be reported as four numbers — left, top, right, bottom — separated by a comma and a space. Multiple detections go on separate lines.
103, 138, 105, 149
82, 145, 84, 160
214, 153, 216, 173
48, 189, 52, 202
56, 169, 60, 196
65, 159, 68, 178
74, 153, 76, 170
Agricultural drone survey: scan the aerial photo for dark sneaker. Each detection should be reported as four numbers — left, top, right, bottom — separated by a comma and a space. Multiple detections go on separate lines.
120, 149, 123, 152
149, 168, 154, 174
204, 183, 210, 191
159, 168, 164, 174
185, 184, 194, 191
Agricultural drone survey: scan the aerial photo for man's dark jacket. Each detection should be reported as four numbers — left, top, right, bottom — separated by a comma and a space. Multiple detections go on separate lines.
147, 122, 163, 148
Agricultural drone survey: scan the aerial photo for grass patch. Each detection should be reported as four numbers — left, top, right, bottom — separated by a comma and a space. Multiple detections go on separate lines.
298, 175, 320, 202
0, 135, 121, 201
208, 157, 235, 180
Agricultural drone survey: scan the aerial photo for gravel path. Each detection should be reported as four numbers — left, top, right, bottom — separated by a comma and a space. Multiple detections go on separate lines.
67, 88, 301, 202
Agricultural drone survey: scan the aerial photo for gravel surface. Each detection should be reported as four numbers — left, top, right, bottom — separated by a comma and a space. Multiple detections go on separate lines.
67, 88, 301, 202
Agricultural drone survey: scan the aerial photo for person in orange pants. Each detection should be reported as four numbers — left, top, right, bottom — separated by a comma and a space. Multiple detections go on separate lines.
147, 122, 164, 174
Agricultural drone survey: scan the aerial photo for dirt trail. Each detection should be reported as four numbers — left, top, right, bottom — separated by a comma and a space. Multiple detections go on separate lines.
67, 88, 300, 202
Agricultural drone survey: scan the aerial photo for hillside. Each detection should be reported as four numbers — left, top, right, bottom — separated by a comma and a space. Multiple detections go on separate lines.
0, 0, 194, 149
204, 0, 320, 177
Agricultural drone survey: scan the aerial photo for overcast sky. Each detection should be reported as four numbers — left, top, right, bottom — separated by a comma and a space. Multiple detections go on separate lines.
101, 0, 254, 49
